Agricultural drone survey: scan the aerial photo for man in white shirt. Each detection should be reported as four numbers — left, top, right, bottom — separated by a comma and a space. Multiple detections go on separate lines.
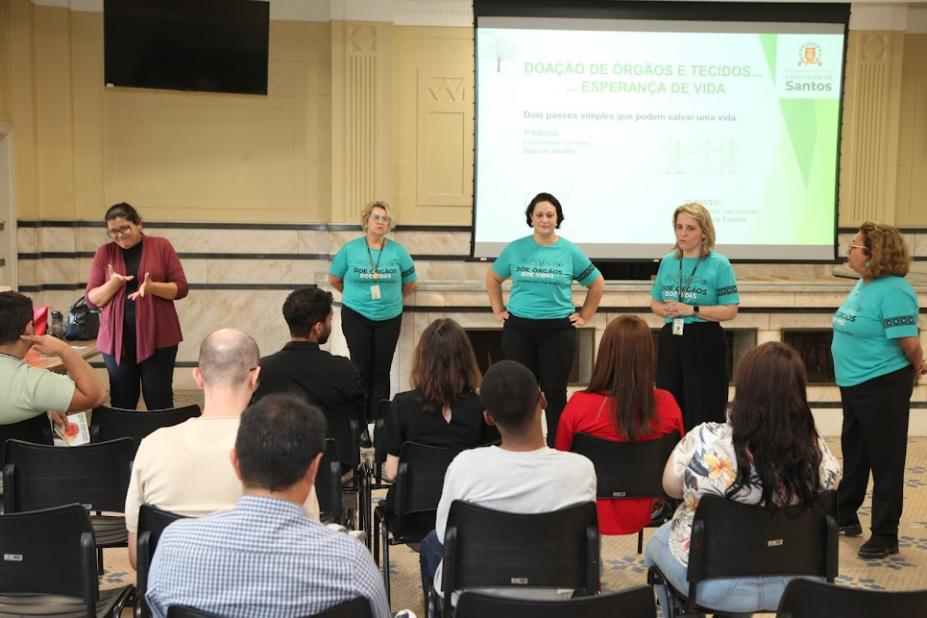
125, 328, 319, 567
421, 359, 597, 601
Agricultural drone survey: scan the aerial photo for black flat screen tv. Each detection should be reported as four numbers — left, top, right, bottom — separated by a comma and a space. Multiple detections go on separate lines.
104, 0, 270, 95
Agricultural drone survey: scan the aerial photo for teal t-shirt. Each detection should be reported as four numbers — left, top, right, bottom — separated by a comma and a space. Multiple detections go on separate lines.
492, 236, 601, 320
650, 251, 740, 324
329, 237, 417, 321
831, 276, 919, 387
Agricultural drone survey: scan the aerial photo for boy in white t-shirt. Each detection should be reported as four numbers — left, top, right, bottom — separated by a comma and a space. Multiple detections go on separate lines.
419, 360, 597, 606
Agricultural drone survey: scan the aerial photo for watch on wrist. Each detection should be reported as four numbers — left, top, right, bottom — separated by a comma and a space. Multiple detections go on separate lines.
693, 305, 700, 315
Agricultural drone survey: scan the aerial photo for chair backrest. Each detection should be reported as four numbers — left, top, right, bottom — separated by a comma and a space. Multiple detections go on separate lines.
0, 503, 99, 614
386, 442, 461, 541
320, 399, 362, 467
0, 413, 54, 463
441, 500, 599, 601
688, 490, 838, 595
570, 431, 680, 499
314, 438, 343, 523
167, 597, 372, 618
90, 404, 201, 458
456, 586, 656, 618
776, 579, 927, 618
137, 505, 187, 618
2, 437, 134, 514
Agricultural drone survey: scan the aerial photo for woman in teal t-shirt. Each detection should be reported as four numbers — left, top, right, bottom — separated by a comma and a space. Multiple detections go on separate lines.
832, 222, 926, 560
649, 203, 739, 431
329, 201, 417, 425
486, 192, 605, 446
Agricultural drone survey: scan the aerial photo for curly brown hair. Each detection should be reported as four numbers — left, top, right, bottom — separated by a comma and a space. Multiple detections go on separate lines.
858, 222, 910, 278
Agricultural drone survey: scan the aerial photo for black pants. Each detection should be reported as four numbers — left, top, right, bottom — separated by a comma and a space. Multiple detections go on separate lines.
341, 305, 403, 423
656, 321, 728, 431
102, 322, 177, 410
502, 314, 575, 446
837, 365, 913, 542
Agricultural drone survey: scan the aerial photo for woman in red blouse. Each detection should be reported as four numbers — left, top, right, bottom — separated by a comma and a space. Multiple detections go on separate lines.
556, 315, 684, 535
85, 203, 188, 410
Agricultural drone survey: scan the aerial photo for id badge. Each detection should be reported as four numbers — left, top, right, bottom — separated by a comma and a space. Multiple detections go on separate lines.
370, 285, 382, 300
672, 317, 684, 336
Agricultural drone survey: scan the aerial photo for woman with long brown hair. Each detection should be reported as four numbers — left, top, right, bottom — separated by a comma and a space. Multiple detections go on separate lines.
383, 318, 496, 479
555, 315, 684, 534
645, 342, 841, 613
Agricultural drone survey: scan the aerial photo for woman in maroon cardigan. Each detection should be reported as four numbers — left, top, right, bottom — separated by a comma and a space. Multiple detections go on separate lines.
85, 203, 188, 410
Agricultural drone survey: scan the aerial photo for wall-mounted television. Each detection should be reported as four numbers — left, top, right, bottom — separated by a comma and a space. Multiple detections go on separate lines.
104, 0, 270, 95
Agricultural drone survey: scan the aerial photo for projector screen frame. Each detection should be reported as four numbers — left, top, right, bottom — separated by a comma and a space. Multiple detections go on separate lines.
470, 0, 851, 265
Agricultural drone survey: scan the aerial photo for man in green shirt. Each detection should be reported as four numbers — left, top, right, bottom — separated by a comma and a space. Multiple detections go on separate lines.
0, 291, 106, 427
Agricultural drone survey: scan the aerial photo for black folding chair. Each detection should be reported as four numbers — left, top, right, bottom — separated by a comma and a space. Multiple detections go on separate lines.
0, 503, 133, 617
90, 404, 201, 458
570, 431, 680, 552
2, 437, 134, 574
167, 596, 373, 618
456, 586, 657, 618
137, 505, 187, 618
320, 399, 367, 534
315, 438, 346, 526
777, 578, 927, 618
372, 442, 460, 604
648, 490, 838, 617
363, 398, 394, 549
440, 500, 600, 618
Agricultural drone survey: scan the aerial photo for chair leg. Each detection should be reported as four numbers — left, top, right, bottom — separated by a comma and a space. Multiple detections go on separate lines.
373, 510, 381, 565
638, 529, 644, 554
97, 546, 104, 575
382, 521, 391, 606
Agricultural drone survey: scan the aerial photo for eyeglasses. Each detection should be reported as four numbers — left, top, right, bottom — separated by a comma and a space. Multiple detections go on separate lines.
107, 224, 134, 238
369, 214, 390, 223
847, 243, 867, 253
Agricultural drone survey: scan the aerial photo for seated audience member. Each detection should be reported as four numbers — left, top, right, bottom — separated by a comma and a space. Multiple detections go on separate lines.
252, 286, 364, 414
146, 393, 389, 618
420, 360, 597, 601
125, 328, 319, 568
555, 315, 684, 534
0, 291, 105, 427
383, 318, 497, 480
645, 342, 841, 613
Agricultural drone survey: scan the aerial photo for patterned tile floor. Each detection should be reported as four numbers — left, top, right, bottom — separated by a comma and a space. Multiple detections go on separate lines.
102, 435, 927, 616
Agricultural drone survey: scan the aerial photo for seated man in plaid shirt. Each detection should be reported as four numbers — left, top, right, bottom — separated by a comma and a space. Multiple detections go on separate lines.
145, 393, 389, 618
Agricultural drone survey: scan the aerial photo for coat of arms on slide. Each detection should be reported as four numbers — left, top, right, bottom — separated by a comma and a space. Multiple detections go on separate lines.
798, 42, 823, 66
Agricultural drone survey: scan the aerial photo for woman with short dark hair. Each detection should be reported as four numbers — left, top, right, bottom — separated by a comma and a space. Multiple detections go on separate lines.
486, 192, 605, 446
645, 342, 841, 613
85, 203, 188, 409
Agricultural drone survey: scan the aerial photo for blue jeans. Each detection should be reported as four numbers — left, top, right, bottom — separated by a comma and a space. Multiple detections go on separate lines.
644, 522, 808, 613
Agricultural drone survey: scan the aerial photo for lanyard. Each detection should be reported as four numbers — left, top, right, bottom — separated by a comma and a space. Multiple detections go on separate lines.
366, 238, 387, 276
677, 257, 702, 302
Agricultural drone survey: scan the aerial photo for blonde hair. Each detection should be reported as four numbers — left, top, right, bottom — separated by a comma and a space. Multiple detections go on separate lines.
360, 200, 397, 232
672, 202, 716, 258
859, 221, 910, 278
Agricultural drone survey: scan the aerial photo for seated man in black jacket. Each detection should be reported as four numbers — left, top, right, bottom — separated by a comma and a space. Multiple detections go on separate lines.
253, 287, 365, 447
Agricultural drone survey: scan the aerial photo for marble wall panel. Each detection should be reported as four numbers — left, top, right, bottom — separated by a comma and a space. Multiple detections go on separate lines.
297, 230, 335, 254
145, 227, 301, 255
204, 258, 326, 285
769, 314, 835, 330
17, 227, 37, 253
40, 258, 78, 284
392, 230, 470, 255
37, 226, 77, 252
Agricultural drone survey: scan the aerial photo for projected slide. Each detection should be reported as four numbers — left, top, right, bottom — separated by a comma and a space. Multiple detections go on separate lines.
473, 17, 846, 260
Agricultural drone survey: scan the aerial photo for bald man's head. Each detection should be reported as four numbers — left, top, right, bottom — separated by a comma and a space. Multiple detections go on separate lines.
197, 329, 260, 388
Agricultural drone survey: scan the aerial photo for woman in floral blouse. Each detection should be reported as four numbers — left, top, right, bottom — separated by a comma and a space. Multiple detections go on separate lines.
644, 341, 841, 614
